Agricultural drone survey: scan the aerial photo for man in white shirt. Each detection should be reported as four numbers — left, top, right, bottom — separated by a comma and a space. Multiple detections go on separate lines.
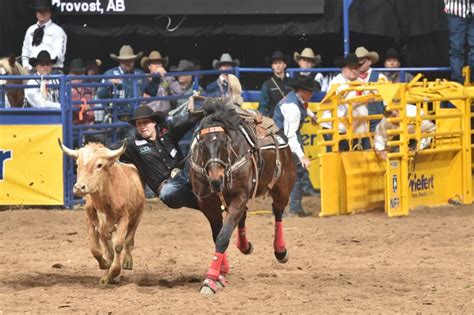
21, 0, 67, 72
374, 104, 436, 159
25, 50, 60, 108
321, 53, 364, 151
273, 75, 320, 216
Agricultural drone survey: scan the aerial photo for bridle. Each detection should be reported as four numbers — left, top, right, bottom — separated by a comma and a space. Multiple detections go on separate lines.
191, 125, 257, 210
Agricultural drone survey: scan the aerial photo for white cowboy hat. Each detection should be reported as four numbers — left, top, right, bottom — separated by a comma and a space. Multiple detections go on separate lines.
293, 48, 322, 65
140, 51, 169, 70
355, 46, 379, 64
110, 45, 143, 62
212, 53, 240, 69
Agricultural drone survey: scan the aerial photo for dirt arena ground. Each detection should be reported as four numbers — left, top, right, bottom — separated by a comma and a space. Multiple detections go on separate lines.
0, 197, 473, 313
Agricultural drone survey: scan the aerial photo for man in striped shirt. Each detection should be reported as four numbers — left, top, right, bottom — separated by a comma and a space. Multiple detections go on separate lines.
444, 0, 474, 83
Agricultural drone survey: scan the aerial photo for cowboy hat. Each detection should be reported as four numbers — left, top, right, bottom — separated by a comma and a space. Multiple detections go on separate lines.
31, 0, 57, 11
355, 46, 379, 64
212, 53, 240, 70
289, 75, 321, 92
293, 48, 322, 66
140, 51, 169, 70
170, 59, 196, 72
110, 45, 143, 62
265, 50, 289, 65
68, 58, 86, 73
334, 53, 361, 68
128, 105, 167, 125
29, 50, 57, 67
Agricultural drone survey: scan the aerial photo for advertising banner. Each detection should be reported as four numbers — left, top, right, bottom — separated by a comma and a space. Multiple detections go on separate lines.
0, 125, 64, 205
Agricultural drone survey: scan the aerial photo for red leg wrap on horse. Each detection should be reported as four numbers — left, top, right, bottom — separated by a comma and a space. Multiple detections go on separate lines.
236, 227, 249, 252
220, 252, 229, 275
274, 221, 286, 253
207, 252, 224, 280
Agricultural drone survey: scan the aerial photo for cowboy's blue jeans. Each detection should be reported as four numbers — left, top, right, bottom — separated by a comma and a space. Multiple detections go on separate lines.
289, 154, 305, 213
447, 14, 474, 83
159, 161, 200, 210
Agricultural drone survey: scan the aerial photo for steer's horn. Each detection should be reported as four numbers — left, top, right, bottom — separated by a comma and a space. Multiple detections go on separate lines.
58, 138, 79, 158
107, 139, 128, 159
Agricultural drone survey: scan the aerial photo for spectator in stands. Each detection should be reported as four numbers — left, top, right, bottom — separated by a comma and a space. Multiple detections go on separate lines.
21, 0, 67, 73
444, 0, 474, 83
273, 75, 320, 217
86, 59, 102, 77
382, 48, 414, 83
141, 51, 179, 114
258, 50, 292, 117
355, 46, 387, 135
96, 45, 146, 122
374, 105, 436, 159
205, 53, 239, 96
294, 48, 326, 89
169, 59, 204, 108
68, 58, 95, 125
25, 50, 60, 108
321, 53, 362, 152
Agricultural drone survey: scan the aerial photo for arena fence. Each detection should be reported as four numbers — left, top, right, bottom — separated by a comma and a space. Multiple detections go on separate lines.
1, 66, 471, 215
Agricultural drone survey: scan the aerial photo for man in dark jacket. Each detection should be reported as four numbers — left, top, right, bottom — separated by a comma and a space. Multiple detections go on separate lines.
119, 105, 199, 209
258, 51, 292, 117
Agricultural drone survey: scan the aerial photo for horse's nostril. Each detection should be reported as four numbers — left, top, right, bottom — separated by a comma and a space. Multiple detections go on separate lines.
210, 179, 223, 192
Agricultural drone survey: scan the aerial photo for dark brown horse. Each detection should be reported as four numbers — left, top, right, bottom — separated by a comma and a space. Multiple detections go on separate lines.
0, 56, 28, 107
190, 99, 296, 295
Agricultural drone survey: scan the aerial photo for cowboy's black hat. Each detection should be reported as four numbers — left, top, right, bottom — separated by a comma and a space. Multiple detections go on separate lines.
384, 48, 402, 61
128, 105, 167, 125
289, 75, 321, 92
31, 0, 57, 11
265, 50, 290, 65
29, 50, 57, 67
334, 53, 361, 68
68, 58, 86, 73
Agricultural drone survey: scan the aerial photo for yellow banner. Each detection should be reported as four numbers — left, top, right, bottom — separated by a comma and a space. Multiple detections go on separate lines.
0, 125, 64, 205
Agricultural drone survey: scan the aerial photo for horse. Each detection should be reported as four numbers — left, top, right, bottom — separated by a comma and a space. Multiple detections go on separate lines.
0, 56, 29, 107
189, 98, 296, 295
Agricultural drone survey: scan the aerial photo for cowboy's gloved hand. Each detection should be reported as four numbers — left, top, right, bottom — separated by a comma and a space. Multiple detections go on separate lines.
300, 156, 311, 169
376, 150, 387, 160
311, 115, 318, 126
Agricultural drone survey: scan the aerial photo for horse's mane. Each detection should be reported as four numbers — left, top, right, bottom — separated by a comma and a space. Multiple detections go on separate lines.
0, 56, 28, 76
201, 98, 242, 131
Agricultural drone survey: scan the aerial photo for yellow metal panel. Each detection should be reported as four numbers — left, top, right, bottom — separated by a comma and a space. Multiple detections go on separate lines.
300, 118, 324, 189
242, 102, 258, 110
0, 125, 64, 205
319, 153, 342, 217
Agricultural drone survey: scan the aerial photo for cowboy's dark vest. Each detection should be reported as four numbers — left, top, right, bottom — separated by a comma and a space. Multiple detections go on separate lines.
367, 69, 385, 132
273, 91, 307, 146
258, 75, 291, 118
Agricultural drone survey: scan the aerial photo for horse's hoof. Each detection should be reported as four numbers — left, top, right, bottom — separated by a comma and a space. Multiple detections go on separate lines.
200, 286, 216, 296
275, 249, 289, 264
99, 275, 113, 285
122, 258, 133, 270
239, 242, 254, 255
200, 278, 219, 295
216, 274, 228, 289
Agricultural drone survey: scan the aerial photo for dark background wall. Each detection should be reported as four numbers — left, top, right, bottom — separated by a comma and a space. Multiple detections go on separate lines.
0, 0, 450, 88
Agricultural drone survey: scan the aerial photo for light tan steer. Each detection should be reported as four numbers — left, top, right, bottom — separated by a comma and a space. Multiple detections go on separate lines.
59, 140, 145, 284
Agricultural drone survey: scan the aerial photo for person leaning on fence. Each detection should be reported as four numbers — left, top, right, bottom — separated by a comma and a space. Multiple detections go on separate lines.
115, 105, 201, 209
382, 48, 414, 83
96, 45, 146, 122
273, 75, 321, 217
444, 0, 474, 83
21, 0, 67, 73
258, 50, 292, 118
321, 53, 362, 152
169, 59, 204, 108
141, 51, 180, 114
68, 58, 95, 125
355, 46, 387, 136
374, 104, 436, 160
205, 53, 239, 97
24, 50, 60, 108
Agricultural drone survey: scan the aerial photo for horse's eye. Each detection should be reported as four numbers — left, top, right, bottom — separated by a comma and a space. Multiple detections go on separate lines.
97, 163, 103, 169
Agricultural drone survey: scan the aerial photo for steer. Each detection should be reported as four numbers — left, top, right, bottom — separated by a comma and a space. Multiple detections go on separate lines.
59, 140, 145, 284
